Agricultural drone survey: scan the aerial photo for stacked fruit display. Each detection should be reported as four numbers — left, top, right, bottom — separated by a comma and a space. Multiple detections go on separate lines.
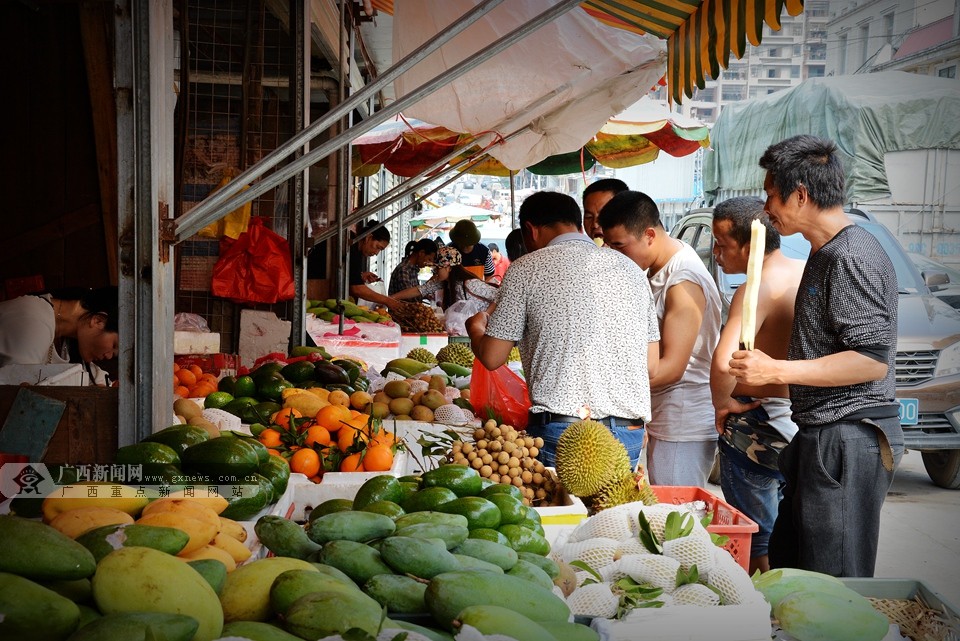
172, 362, 221, 400
305, 298, 392, 325
248, 464, 600, 640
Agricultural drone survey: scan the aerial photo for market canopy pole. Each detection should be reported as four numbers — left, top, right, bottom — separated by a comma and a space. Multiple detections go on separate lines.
173, 0, 583, 243
172, 0, 505, 243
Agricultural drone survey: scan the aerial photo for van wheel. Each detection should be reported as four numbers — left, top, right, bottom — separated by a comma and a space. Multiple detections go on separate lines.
921, 450, 960, 489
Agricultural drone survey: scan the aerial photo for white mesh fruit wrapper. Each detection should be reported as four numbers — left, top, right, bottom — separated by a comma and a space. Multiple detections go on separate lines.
600, 559, 626, 583
201, 408, 241, 433
567, 582, 619, 618
407, 379, 429, 394
671, 583, 721, 607
433, 404, 467, 425
662, 529, 715, 575
618, 553, 681, 593
616, 536, 651, 557
443, 385, 461, 399
568, 504, 636, 543
561, 537, 621, 570
706, 547, 763, 606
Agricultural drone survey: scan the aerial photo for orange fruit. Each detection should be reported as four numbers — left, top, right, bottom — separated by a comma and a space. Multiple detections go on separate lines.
173, 362, 180, 372
337, 424, 369, 453
316, 404, 352, 432
176, 369, 197, 387
309, 474, 322, 484
266, 448, 283, 458
339, 452, 364, 472
362, 444, 394, 472
173, 373, 179, 387
189, 364, 204, 379
371, 429, 397, 448
200, 373, 219, 387
174, 385, 190, 398
327, 390, 350, 406
290, 448, 321, 477
304, 425, 332, 447
258, 428, 283, 449
190, 382, 216, 398
271, 408, 302, 430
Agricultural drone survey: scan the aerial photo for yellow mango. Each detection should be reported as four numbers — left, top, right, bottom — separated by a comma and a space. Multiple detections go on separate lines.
280, 387, 311, 400
142, 498, 222, 532
210, 532, 252, 564
217, 517, 248, 543
48, 507, 135, 539
178, 544, 237, 572
42, 483, 151, 523
160, 492, 229, 515
136, 512, 217, 555
283, 393, 329, 418
92, 546, 223, 641
305, 387, 331, 401
220, 557, 318, 622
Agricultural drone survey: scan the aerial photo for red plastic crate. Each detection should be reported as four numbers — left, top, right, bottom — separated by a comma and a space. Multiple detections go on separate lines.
651, 485, 758, 571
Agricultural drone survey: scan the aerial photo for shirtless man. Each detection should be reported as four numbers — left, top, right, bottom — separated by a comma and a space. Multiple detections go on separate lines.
710, 196, 805, 573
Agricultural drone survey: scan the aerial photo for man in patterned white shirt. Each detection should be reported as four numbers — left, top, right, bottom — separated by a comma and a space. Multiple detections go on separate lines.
466, 191, 660, 467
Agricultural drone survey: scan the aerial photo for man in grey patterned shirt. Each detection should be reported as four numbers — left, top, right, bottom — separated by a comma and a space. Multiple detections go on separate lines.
729, 135, 904, 577
466, 191, 660, 467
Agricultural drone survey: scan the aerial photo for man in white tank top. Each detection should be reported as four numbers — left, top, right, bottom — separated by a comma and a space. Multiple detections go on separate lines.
600, 191, 722, 487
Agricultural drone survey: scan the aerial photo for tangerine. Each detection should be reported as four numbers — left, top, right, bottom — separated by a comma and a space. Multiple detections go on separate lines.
371, 429, 397, 448
258, 428, 283, 448
339, 452, 364, 472
290, 448, 321, 477
175, 369, 197, 387
266, 448, 283, 457
188, 364, 204, 379
190, 382, 216, 398
200, 373, 219, 387
304, 425, 332, 447
271, 408, 303, 430
316, 404, 352, 432
337, 424, 369, 453
174, 385, 190, 398
362, 444, 395, 472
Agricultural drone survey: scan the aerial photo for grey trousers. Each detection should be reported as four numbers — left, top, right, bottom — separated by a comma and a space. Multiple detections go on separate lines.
769, 416, 904, 577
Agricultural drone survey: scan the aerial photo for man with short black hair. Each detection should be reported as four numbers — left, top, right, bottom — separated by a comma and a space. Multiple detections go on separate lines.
488, 243, 510, 284
467, 191, 659, 466
582, 178, 628, 241
729, 134, 904, 577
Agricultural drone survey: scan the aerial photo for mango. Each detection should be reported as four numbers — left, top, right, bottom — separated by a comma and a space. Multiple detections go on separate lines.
0, 514, 96, 581
506, 558, 555, 591
363, 573, 429, 613
48, 507, 135, 540
75, 523, 190, 562
187, 559, 228, 595
316, 539, 394, 585
282, 590, 382, 639
37, 578, 92, 604
451, 538, 518, 571
774, 589, 889, 641
178, 544, 237, 572
220, 621, 303, 641
254, 515, 320, 560
380, 536, 462, 580
454, 604, 559, 641
64, 612, 199, 641
136, 511, 218, 555
141, 497, 223, 531
41, 483, 151, 522
0, 572, 80, 641
517, 551, 561, 579
217, 516, 248, 543
219, 557, 317, 622
306, 510, 396, 545
394, 521, 469, 550
269, 568, 361, 615
76, 604, 102, 629
539, 621, 601, 641
452, 553, 504, 574
395, 511, 469, 530
159, 491, 229, 515
91, 547, 223, 641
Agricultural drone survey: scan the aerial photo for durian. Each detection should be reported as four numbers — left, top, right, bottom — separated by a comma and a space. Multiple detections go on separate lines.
508, 346, 521, 362
406, 347, 437, 365
555, 420, 632, 497
592, 473, 659, 513
435, 343, 475, 368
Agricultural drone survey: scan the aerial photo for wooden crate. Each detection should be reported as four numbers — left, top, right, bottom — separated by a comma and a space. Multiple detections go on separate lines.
0, 386, 118, 465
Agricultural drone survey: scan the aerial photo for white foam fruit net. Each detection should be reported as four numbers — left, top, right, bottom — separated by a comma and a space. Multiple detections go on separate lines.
407, 379, 429, 394
706, 547, 763, 605
201, 408, 241, 432
561, 537, 620, 570
566, 582, 619, 618
433, 404, 467, 425
671, 583, 721, 607
567, 503, 637, 543
616, 536, 650, 557
618, 553, 680, 593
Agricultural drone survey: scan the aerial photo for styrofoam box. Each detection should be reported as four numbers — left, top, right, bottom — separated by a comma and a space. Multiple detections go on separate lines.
591, 599, 772, 641
400, 333, 449, 355
173, 331, 221, 355
288, 451, 408, 522
243, 472, 310, 562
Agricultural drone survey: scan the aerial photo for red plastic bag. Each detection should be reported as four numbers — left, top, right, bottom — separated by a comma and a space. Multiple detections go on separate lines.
470, 359, 531, 429
211, 217, 295, 304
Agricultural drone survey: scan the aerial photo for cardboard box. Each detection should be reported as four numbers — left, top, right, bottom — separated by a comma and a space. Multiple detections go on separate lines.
174, 354, 239, 377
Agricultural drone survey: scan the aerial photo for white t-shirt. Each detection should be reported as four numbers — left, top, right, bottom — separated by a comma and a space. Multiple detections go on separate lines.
647, 242, 722, 441
0, 294, 64, 367
486, 233, 660, 422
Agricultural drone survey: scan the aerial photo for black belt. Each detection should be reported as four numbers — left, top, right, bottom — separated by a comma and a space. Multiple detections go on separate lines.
528, 411, 643, 429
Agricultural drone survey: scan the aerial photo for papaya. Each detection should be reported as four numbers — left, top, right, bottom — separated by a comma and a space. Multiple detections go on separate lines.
65, 612, 199, 641
306, 510, 396, 545
269, 568, 361, 615
254, 515, 320, 560
0, 515, 96, 580
219, 474, 272, 521
186, 559, 228, 595
220, 621, 303, 641
114, 441, 182, 468
451, 538, 518, 571
401, 486, 458, 513
424, 570, 571, 630
499, 523, 550, 555
453, 604, 559, 641
257, 455, 291, 498
180, 437, 260, 480
437, 496, 501, 530
76, 523, 190, 562
142, 425, 210, 455
394, 521, 469, 550
421, 464, 483, 497
774, 589, 889, 641
379, 536, 462, 579
316, 540, 393, 585
353, 475, 402, 510
0, 572, 81, 641
91, 547, 222, 641
507, 558, 555, 591
363, 573, 428, 613
395, 510, 468, 530
219, 557, 318, 623
281, 590, 382, 639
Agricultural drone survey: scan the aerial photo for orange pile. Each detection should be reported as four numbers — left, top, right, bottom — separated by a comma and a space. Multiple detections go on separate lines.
173, 363, 219, 399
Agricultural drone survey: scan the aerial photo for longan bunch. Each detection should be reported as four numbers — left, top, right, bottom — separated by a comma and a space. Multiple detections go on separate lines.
448, 419, 560, 506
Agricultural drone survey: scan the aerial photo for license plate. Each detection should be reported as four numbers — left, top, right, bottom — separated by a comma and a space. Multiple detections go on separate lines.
898, 398, 919, 426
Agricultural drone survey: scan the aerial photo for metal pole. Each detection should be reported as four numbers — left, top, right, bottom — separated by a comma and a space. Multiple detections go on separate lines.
174, 0, 582, 242
336, 0, 350, 334
289, 0, 308, 347
176, 0, 506, 237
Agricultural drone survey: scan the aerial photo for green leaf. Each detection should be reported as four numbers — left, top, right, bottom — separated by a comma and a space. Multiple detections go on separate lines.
637, 511, 662, 554
709, 532, 730, 547
675, 564, 700, 587
570, 560, 603, 582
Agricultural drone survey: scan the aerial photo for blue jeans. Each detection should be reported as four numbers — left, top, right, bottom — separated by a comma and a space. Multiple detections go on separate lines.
526, 420, 645, 470
719, 441, 783, 559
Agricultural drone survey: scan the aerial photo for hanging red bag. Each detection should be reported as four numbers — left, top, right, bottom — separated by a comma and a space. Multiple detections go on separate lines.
210, 217, 295, 304
470, 358, 531, 429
